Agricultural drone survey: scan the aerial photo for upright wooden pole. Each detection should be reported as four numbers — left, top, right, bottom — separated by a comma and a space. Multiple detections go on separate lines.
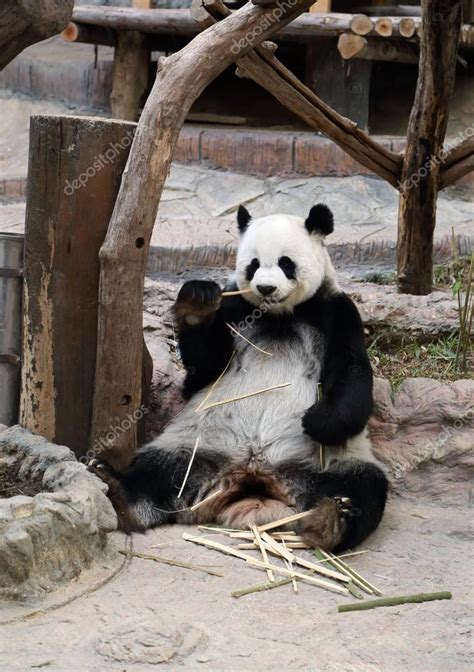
111, 31, 150, 121
20, 115, 143, 460
397, 0, 462, 295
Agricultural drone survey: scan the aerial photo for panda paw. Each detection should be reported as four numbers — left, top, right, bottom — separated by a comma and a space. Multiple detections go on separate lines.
302, 402, 344, 446
88, 458, 120, 488
175, 280, 222, 326
298, 496, 360, 551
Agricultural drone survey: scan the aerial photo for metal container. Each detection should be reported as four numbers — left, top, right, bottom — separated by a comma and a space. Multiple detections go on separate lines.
0, 233, 23, 425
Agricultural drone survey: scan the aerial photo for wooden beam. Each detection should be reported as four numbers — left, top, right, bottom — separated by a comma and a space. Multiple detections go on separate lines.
0, 0, 74, 70
62, 21, 117, 47
397, 0, 462, 295
70, 7, 474, 48
440, 136, 474, 188
20, 115, 146, 460
338, 34, 418, 63
111, 31, 150, 121
90, 0, 315, 467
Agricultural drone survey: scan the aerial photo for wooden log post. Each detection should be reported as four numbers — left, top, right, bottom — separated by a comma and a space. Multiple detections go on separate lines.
0, 0, 74, 70
305, 37, 372, 130
397, 0, 462, 295
20, 115, 153, 461
90, 0, 315, 469
111, 31, 150, 121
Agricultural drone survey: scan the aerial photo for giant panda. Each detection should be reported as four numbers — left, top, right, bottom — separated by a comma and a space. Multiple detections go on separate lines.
89, 204, 388, 551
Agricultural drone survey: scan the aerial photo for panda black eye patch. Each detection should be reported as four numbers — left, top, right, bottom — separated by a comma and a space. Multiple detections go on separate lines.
246, 258, 260, 281
278, 256, 296, 280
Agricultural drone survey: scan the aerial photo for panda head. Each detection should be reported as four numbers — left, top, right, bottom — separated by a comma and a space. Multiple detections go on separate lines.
234, 204, 339, 313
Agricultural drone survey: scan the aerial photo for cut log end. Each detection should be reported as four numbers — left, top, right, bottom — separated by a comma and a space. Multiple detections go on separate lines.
350, 14, 373, 36
399, 17, 416, 38
375, 18, 393, 37
62, 22, 79, 42
338, 33, 366, 59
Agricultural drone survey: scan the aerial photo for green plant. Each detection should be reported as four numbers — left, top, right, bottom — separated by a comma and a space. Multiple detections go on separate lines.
452, 253, 473, 375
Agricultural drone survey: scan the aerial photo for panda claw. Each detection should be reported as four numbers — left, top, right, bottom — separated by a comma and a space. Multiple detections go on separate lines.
334, 496, 361, 519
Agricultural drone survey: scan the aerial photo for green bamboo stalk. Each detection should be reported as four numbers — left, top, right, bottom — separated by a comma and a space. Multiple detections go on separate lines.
338, 591, 452, 613
231, 577, 293, 598
313, 549, 363, 600
118, 550, 223, 577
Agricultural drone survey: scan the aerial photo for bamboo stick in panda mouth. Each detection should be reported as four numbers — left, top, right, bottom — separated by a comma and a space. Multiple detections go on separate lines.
221, 288, 253, 297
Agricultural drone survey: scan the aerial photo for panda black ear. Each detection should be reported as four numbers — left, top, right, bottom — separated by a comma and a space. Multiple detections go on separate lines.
305, 204, 334, 237
237, 205, 251, 234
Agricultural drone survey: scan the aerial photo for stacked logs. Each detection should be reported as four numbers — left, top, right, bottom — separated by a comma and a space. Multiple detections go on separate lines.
63, 7, 474, 57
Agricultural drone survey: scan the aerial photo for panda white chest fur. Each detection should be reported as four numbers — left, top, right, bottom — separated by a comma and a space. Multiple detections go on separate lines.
159, 320, 325, 468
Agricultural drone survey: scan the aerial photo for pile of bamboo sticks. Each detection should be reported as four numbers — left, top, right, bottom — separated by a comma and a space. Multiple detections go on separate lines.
183, 510, 381, 601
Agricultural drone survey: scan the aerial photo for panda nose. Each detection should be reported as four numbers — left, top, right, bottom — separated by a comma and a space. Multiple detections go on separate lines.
257, 284, 276, 297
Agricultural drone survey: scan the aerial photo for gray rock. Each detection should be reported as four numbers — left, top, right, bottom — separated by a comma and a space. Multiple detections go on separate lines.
370, 377, 474, 504
0, 427, 117, 599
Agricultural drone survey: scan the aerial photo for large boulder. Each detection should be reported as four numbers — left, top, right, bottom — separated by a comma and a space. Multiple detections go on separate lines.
0, 426, 117, 599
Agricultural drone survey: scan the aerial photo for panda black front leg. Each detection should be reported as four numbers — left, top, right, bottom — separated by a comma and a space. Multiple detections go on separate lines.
174, 280, 234, 398
298, 461, 388, 552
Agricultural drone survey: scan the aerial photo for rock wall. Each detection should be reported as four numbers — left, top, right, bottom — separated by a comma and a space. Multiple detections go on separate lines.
370, 378, 473, 505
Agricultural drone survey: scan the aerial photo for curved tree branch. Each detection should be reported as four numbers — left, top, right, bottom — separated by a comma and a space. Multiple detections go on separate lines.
91, 0, 314, 468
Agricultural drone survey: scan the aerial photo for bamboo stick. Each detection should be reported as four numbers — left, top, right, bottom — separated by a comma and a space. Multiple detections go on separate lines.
258, 509, 313, 532
177, 436, 200, 498
317, 549, 373, 594
260, 532, 295, 563
198, 382, 291, 412
232, 577, 294, 597
251, 525, 274, 582
313, 549, 363, 600
319, 549, 381, 595
238, 541, 310, 550
225, 321, 273, 356
282, 539, 298, 593
189, 489, 223, 512
338, 591, 452, 613
221, 288, 253, 297
245, 558, 349, 595
118, 550, 223, 577
195, 351, 235, 412
183, 532, 263, 562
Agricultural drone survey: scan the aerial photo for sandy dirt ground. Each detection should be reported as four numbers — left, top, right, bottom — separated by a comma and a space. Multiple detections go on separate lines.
0, 498, 472, 672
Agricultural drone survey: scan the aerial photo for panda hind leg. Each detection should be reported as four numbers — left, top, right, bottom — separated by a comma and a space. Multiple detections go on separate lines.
89, 446, 222, 533
298, 460, 388, 552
